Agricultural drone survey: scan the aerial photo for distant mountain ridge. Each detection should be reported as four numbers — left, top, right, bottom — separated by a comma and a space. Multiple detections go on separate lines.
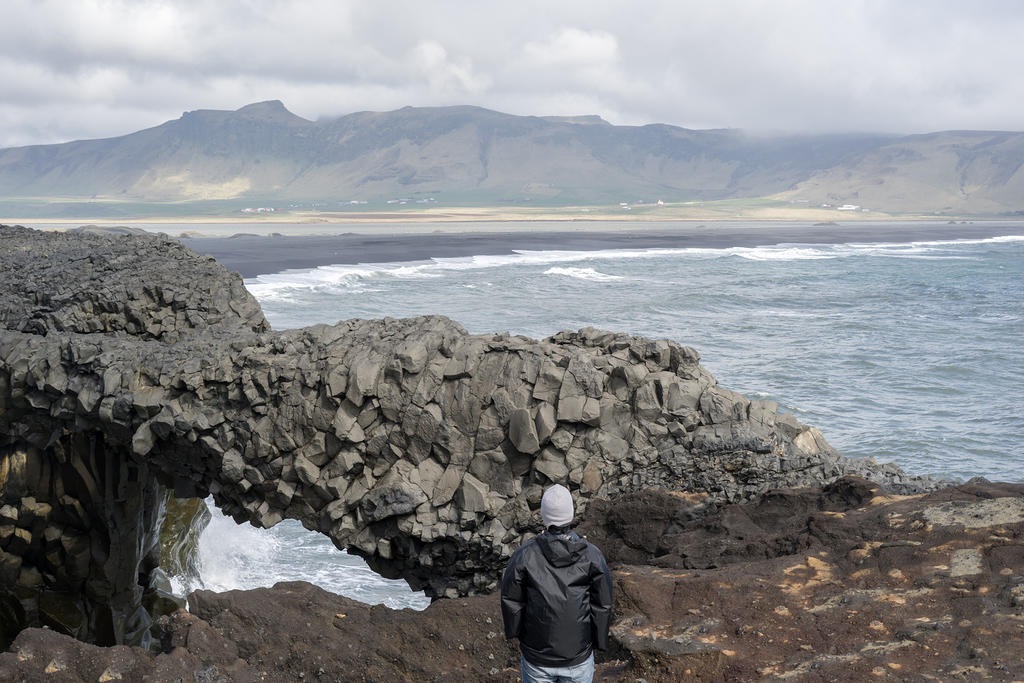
1, 100, 1023, 214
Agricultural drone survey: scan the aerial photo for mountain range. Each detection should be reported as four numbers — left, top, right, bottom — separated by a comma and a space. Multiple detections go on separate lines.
1, 100, 1023, 215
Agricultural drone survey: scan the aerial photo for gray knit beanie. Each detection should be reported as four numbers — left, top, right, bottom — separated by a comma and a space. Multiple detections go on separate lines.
541, 484, 574, 528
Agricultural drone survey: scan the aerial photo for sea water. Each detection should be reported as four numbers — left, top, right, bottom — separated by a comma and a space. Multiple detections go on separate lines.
196, 232, 1024, 608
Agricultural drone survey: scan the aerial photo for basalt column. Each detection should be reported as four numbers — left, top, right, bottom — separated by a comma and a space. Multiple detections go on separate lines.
0, 224, 269, 647
0, 435, 166, 648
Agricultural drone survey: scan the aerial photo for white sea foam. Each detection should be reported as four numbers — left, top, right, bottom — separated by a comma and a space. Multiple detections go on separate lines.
729, 246, 836, 260
244, 234, 1024, 294
877, 254, 977, 260
244, 261, 444, 298
176, 503, 282, 594
909, 234, 1024, 246
180, 500, 429, 609
544, 266, 624, 281
842, 235, 1024, 254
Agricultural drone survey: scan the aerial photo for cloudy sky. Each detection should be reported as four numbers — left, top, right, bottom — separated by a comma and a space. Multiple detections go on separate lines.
2, 0, 1023, 148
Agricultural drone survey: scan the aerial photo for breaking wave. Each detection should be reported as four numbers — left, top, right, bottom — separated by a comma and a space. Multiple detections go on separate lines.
544, 266, 624, 281
245, 234, 1024, 296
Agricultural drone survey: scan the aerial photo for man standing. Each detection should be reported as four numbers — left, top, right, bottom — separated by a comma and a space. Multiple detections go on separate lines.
500, 484, 613, 683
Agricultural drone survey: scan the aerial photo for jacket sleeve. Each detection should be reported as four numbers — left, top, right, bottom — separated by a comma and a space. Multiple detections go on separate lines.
589, 547, 613, 651
500, 551, 526, 640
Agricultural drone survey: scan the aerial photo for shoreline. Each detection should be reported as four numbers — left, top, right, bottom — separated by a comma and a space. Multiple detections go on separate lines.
175, 221, 1024, 278
6, 214, 1020, 228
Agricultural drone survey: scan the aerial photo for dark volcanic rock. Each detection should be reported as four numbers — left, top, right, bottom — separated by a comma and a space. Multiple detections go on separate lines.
1, 477, 1021, 681
188, 582, 521, 681
0, 611, 257, 682
0, 224, 943, 648
602, 477, 1024, 680
576, 475, 884, 569
0, 225, 267, 340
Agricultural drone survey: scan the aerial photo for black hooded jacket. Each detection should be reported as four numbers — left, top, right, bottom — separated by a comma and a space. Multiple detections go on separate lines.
500, 527, 613, 667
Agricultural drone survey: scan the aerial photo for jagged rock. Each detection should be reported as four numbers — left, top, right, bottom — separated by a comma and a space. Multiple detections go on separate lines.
457, 473, 490, 513
533, 447, 570, 483
531, 361, 563, 403
581, 461, 603, 493
362, 479, 428, 522
219, 449, 245, 483
0, 225, 267, 341
534, 402, 557, 445
508, 408, 540, 454
0, 225, 945, 648
468, 449, 514, 497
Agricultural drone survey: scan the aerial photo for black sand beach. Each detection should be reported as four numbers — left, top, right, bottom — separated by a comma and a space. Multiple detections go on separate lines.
180, 222, 1023, 277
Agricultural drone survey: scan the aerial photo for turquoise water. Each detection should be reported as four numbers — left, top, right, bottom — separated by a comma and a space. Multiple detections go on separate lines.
195, 231, 1024, 608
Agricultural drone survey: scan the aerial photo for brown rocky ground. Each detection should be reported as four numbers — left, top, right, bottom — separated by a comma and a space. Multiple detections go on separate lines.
2, 476, 1023, 681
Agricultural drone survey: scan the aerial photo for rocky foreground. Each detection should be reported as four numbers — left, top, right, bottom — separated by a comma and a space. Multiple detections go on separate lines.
2, 475, 1023, 681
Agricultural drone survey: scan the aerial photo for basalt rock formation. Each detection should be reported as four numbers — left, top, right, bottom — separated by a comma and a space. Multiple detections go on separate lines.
2, 475, 1022, 681
0, 224, 937, 648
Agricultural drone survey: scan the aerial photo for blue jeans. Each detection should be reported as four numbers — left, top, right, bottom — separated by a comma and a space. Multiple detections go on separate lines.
521, 652, 595, 683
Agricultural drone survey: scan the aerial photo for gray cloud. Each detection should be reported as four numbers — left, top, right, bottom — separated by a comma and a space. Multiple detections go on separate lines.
1, 0, 1023, 148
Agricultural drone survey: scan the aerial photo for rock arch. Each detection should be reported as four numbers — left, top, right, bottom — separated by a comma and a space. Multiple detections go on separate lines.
0, 225, 921, 645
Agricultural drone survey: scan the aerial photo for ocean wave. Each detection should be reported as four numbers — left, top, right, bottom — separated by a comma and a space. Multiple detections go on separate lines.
244, 261, 442, 297
874, 253, 978, 260
190, 505, 283, 594
908, 234, 1024, 247
730, 246, 836, 260
240, 246, 824, 293
188, 502, 429, 609
839, 235, 1024, 257
544, 266, 624, 281
244, 233, 1024, 291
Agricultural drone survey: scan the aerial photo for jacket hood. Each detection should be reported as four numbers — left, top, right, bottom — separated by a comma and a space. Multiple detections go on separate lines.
536, 529, 588, 568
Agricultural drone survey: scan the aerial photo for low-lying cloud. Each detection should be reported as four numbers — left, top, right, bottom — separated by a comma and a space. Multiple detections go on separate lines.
1, 0, 1022, 148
